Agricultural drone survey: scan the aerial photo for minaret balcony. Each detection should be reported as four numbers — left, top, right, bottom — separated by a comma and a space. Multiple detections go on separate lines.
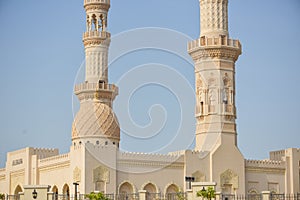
74, 82, 118, 96
83, 31, 111, 40
188, 36, 241, 51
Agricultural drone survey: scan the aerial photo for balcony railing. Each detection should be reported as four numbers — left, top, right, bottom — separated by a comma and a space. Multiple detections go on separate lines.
74, 82, 118, 94
188, 36, 241, 50
83, 31, 111, 40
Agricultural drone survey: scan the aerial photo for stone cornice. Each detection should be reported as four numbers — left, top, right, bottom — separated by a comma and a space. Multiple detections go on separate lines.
189, 46, 241, 62
10, 169, 25, 177
246, 166, 285, 174
83, 37, 111, 47
84, 4, 110, 12
117, 159, 184, 169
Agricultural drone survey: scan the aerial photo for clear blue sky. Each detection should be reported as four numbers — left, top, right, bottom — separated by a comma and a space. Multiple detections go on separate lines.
0, 0, 299, 167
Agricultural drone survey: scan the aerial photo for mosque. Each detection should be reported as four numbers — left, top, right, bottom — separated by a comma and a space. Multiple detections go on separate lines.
0, 0, 299, 199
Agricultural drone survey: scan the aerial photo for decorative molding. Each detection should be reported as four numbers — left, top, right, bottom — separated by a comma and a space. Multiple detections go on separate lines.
117, 160, 184, 169
220, 169, 238, 189
118, 180, 137, 194
84, 4, 110, 12
189, 47, 241, 62
164, 182, 180, 195
141, 181, 160, 193
93, 165, 110, 183
73, 167, 81, 183
39, 161, 70, 172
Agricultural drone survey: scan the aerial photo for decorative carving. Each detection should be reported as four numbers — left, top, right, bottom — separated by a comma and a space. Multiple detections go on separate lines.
73, 167, 81, 183
220, 169, 238, 189
192, 170, 206, 182
189, 47, 241, 62
223, 73, 232, 87
93, 165, 110, 183
84, 4, 110, 12
208, 89, 217, 105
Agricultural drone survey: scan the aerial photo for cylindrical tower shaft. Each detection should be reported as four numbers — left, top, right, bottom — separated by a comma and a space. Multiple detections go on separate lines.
200, 0, 229, 38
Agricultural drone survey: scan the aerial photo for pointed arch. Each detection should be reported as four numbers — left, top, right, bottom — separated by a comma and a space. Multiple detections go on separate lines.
164, 183, 180, 195
141, 182, 159, 193
220, 169, 239, 194
14, 185, 23, 195
248, 188, 258, 194
118, 181, 136, 194
62, 184, 70, 200
52, 185, 58, 200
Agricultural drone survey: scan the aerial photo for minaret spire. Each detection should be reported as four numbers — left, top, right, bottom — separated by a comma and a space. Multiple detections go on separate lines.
188, 0, 241, 151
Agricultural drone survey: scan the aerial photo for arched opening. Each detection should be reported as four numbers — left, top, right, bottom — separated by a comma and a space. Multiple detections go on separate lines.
165, 184, 180, 200
143, 183, 156, 193
119, 182, 134, 200
166, 184, 178, 194
14, 185, 22, 195
143, 183, 159, 200
62, 184, 70, 200
52, 185, 58, 200
92, 14, 97, 31
119, 182, 134, 194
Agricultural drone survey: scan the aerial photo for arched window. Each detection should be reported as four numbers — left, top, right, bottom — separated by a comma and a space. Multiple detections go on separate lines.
62, 184, 70, 200
165, 183, 180, 200
14, 185, 23, 195
52, 185, 58, 200
119, 182, 134, 199
143, 183, 156, 193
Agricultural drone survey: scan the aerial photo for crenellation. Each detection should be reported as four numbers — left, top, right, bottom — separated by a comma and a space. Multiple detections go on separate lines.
118, 151, 181, 163
245, 159, 285, 169
269, 150, 286, 161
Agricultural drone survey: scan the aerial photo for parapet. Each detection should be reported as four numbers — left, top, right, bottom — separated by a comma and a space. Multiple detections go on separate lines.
118, 151, 182, 163
32, 148, 59, 159
245, 159, 285, 169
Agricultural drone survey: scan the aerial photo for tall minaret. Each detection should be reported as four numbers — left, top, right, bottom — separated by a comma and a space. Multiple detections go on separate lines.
71, 0, 120, 146
188, 0, 241, 152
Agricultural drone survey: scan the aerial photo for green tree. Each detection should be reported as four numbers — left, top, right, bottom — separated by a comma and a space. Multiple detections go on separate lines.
85, 192, 110, 200
197, 186, 216, 200
0, 193, 5, 200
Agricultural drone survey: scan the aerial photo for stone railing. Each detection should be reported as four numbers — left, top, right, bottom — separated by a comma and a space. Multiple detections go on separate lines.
83, 31, 111, 40
188, 36, 241, 50
84, 0, 110, 4
74, 82, 118, 94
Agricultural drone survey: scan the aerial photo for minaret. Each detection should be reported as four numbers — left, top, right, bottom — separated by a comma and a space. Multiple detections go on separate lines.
188, 0, 242, 152
71, 0, 120, 146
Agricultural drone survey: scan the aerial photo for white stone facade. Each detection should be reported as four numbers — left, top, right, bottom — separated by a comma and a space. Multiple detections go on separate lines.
0, 0, 299, 198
